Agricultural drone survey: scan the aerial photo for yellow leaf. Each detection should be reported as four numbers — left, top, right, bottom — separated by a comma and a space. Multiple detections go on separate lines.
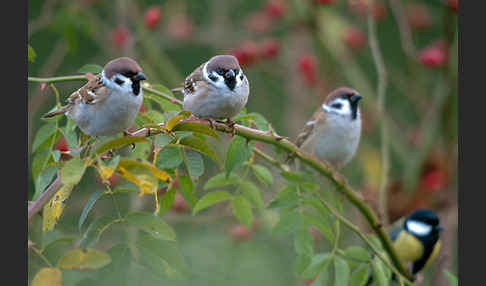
57, 248, 111, 270
42, 185, 74, 232
32, 268, 62, 286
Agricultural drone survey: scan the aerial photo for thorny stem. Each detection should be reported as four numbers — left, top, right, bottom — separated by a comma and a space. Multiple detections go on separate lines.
28, 75, 412, 282
28, 172, 63, 220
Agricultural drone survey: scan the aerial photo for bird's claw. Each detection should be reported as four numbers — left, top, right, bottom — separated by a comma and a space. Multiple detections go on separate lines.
226, 118, 236, 137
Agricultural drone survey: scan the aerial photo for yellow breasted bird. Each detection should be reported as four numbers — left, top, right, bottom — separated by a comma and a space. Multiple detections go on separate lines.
367, 209, 443, 285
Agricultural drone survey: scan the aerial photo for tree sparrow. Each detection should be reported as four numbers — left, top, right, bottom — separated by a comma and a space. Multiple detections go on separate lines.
43, 57, 147, 137
295, 87, 362, 169
175, 55, 250, 127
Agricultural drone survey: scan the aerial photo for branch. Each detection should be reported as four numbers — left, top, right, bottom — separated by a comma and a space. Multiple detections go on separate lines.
28, 173, 63, 220
27, 75, 411, 281
387, 0, 417, 58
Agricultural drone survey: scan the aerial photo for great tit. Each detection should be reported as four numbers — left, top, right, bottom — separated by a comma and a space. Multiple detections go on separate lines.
367, 209, 443, 284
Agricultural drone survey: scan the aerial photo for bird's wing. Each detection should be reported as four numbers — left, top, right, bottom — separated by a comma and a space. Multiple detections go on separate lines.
182, 62, 206, 95
67, 74, 109, 105
295, 108, 326, 147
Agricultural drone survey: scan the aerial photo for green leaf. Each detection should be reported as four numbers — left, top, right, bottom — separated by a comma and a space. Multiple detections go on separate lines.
192, 191, 233, 215
32, 149, 52, 182
135, 234, 189, 279
125, 211, 176, 241
239, 181, 264, 210
302, 212, 334, 244
295, 254, 312, 276
156, 145, 183, 169
280, 170, 307, 184
231, 195, 253, 227
251, 164, 273, 186
32, 124, 58, 153
273, 210, 303, 236
177, 175, 198, 208
343, 246, 372, 263
60, 157, 87, 186
183, 148, 204, 178
350, 264, 370, 286
57, 248, 111, 270
179, 135, 221, 166
443, 270, 458, 286
172, 122, 219, 138
294, 227, 314, 257
34, 166, 59, 200
31, 267, 61, 286
78, 189, 105, 231
166, 113, 187, 131
224, 135, 252, 177
267, 185, 299, 209
159, 186, 176, 215
79, 216, 119, 249
93, 136, 148, 157
334, 256, 350, 286
302, 253, 333, 279
28, 44, 37, 63
371, 258, 388, 286
78, 64, 103, 74
204, 172, 241, 190
154, 133, 174, 148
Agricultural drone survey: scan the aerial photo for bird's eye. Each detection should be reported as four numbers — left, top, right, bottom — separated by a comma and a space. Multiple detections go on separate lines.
216, 68, 225, 76
115, 78, 124, 85
240, 74, 244, 81
331, 103, 342, 109
209, 74, 218, 82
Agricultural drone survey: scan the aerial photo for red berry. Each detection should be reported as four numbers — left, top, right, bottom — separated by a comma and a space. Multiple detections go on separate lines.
230, 224, 252, 242
420, 169, 447, 193
260, 38, 279, 58
314, 0, 335, 4
343, 26, 366, 50
167, 14, 193, 40
40, 82, 47, 91
111, 26, 130, 48
245, 11, 272, 34
446, 0, 458, 12
372, 2, 387, 21
139, 103, 146, 113
419, 40, 447, 67
54, 136, 69, 152
229, 40, 259, 66
171, 191, 190, 213
144, 6, 161, 29
264, 0, 287, 20
297, 54, 318, 86
406, 3, 432, 31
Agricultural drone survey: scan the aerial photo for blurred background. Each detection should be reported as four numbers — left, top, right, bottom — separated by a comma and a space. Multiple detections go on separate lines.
28, 0, 458, 285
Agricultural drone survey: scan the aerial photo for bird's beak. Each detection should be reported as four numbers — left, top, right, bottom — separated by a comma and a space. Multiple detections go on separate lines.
133, 72, 147, 81
225, 69, 235, 79
436, 225, 444, 232
350, 93, 362, 103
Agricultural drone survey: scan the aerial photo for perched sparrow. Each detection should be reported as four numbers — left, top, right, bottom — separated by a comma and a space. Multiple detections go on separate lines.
367, 209, 443, 285
295, 87, 362, 168
43, 57, 147, 137
175, 55, 249, 127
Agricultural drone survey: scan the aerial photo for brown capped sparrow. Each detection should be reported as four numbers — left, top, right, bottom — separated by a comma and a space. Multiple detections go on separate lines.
174, 55, 249, 128
295, 87, 362, 169
43, 57, 147, 137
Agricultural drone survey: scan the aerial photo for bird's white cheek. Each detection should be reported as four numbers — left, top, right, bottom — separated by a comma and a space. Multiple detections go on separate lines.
407, 221, 432, 236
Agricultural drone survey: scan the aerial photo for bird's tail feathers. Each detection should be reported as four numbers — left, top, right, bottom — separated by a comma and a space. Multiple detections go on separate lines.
42, 106, 67, 118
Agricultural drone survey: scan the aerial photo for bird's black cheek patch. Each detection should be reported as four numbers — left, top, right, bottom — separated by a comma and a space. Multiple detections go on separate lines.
132, 81, 141, 96
225, 77, 236, 91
